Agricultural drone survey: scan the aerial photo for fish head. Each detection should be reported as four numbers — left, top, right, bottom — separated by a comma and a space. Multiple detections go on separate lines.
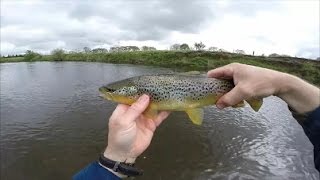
99, 78, 139, 105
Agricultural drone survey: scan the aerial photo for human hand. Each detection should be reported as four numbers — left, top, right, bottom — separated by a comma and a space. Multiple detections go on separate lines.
103, 94, 170, 164
207, 63, 319, 113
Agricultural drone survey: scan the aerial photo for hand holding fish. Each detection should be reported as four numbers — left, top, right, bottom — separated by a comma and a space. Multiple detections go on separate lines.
208, 63, 319, 113
103, 94, 170, 164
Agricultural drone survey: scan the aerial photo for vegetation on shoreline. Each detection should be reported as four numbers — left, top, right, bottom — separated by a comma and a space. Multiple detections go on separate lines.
1, 49, 319, 85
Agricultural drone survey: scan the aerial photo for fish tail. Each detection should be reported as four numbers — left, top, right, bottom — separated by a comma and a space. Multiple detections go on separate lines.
247, 98, 263, 112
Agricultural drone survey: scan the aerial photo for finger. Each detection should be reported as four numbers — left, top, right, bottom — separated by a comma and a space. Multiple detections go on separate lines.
153, 111, 171, 127
207, 64, 235, 79
122, 94, 150, 123
110, 104, 129, 119
216, 85, 249, 109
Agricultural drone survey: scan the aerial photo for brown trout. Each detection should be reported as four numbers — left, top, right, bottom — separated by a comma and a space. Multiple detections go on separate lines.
99, 74, 263, 125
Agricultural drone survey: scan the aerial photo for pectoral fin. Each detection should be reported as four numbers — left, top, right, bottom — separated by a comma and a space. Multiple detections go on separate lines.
246, 98, 263, 112
144, 106, 158, 119
185, 108, 204, 125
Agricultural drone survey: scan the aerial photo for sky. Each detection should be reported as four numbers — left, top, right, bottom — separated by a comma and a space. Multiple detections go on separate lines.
1, 0, 319, 59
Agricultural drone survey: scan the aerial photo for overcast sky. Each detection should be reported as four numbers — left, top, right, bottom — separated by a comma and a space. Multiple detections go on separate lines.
1, 0, 319, 59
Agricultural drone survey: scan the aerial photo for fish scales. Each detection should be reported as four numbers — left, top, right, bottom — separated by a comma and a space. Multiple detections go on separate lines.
99, 74, 262, 125
132, 75, 234, 103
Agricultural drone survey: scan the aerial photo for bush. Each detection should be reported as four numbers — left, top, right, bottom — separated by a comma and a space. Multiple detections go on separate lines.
24, 50, 42, 61
51, 49, 66, 61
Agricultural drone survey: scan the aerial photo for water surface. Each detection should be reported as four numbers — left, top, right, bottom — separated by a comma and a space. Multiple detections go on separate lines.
0, 62, 318, 179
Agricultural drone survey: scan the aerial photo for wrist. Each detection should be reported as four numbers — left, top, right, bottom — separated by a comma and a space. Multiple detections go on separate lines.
276, 73, 320, 113
104, 147, 136, 164
99, 151, 143, 178
276, 73, 297, 96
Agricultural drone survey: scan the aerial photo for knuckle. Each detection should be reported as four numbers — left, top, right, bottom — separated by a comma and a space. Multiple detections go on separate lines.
220, 96, 232, 106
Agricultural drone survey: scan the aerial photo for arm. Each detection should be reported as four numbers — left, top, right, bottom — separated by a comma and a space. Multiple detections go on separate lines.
208, 63, 320, 171
73, 95, 170, 179
294, 107, 320, 171
207, 63, 319, 113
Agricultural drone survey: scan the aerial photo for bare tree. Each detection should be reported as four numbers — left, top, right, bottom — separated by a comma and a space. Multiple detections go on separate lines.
83, 47, 91, 53
235, 49, 245, 54
194, 42, 205, 51
208, 46, 218, 51
170, 44, 181, 51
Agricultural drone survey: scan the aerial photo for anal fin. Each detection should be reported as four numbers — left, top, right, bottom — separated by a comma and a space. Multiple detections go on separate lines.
246, 98, 263, 112
185, 108, 204, 125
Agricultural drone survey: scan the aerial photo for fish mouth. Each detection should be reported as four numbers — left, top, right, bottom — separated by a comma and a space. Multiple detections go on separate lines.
99, 86, 115, 100
99, 86, 116, 93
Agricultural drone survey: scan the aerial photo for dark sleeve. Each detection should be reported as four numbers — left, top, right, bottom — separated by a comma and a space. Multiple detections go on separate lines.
73, 162, 121, 180
292, 106, 320, 172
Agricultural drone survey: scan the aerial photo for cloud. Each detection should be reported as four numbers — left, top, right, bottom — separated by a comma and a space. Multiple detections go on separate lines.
1, 0, 319, 59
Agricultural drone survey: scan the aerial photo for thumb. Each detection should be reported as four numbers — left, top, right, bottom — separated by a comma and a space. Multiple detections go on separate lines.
216, 85, 248, 109
123, 94, 150, 123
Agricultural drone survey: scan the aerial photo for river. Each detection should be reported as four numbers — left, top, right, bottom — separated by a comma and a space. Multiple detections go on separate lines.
0, 62, 318, 179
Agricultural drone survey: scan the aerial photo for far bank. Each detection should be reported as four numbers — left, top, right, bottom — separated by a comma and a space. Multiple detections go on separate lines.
1, 50, 319, 85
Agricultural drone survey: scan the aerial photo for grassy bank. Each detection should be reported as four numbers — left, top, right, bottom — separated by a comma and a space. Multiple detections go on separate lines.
1, 50, 319, 85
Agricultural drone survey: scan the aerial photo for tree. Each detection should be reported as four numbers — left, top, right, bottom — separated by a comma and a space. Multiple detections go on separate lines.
141, 46, 156, 51
170, 44, 181, 51
83, 47, 91, 53
194, 42, 205, 51
92, 48, 108, 53
235, 49, 245, 54
218, 48, 228, 53
149, 47, 156, 51
180, 43, 190, 50
24, 50, 41, 61
208, 46, 218, 51
51, 49, 66, 61
109, 46, 120, 52
280, 54, 291, 57
269, 53, 280, 57
127, 46, 140, 51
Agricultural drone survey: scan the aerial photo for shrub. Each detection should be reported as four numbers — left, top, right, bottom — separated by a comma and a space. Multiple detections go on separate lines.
24, 50, 42, 61
51, 49, 66, 61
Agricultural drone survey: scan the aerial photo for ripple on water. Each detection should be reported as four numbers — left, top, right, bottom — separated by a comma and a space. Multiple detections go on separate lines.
0, 63, 319, 180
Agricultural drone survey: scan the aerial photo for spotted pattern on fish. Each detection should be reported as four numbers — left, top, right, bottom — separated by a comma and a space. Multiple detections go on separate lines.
99, 74, 263, 125
125, 74, 234, 103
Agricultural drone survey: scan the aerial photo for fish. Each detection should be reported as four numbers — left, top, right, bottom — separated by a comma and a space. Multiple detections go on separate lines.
99, 74, 263, 125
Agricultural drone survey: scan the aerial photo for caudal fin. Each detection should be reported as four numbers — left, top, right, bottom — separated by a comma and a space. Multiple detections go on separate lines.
247, 98, 263, 112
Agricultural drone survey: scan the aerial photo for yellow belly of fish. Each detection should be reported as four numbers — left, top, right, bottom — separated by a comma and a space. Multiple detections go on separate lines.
107, 93, 262, 126
149, 94, 219, 111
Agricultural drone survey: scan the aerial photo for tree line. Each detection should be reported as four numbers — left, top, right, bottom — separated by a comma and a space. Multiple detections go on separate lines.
2, 41, 319, 61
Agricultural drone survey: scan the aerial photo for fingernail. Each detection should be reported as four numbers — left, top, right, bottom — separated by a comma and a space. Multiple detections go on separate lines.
139, 94, 149, 102
216, 103, 226, 109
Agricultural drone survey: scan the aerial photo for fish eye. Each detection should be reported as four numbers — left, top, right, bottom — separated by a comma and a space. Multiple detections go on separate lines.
106, 87, 116, 92
105, 87, 116, 92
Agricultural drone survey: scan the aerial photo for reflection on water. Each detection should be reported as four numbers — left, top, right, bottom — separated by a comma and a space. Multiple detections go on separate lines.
0, 62, 318, 180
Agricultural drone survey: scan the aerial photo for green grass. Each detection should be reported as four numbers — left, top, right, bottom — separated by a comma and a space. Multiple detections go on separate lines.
1, 50, 319, 85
